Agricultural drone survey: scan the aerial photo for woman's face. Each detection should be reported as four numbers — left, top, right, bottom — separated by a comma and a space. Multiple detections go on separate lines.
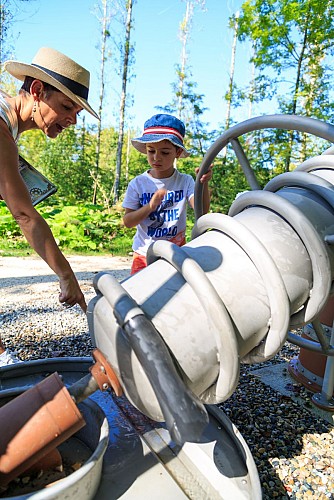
36, 89, 83, 138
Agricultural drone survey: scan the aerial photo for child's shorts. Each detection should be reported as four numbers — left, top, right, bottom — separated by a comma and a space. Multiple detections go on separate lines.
131, 237, 186, 275
131, 252, 147, 275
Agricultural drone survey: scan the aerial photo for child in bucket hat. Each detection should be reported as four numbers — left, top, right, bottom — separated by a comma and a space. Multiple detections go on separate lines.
123, 113, 212, 274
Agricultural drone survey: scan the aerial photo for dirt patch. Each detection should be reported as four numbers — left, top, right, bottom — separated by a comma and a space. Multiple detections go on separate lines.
0, 255, 132, 280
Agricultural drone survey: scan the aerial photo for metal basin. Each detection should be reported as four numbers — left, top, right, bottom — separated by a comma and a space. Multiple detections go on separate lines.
0, 359, 109, 500
0, 357, 262, 499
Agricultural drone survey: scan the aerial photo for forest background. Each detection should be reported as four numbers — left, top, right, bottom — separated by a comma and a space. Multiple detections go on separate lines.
1, 0, 334, 256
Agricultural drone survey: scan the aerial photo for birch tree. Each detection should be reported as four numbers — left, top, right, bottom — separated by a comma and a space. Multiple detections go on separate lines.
92, 0, 111, 204
176, 0, 206, 121
158, 0, 213, 156
177, 0, 193, 119
225, 11, 239, 131
0, 0, 15, 68
112, 0, 134, 204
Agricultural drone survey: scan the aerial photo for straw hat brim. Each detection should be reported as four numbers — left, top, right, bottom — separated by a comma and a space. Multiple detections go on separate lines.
4, 61, 99, 119
131, 135, 190, 158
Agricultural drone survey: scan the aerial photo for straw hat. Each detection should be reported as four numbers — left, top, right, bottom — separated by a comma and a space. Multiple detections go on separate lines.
4, 47, 98, 119
131, 114, 190, 158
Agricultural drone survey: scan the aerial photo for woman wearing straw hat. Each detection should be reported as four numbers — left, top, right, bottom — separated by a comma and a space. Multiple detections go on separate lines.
0, 47, 98, 365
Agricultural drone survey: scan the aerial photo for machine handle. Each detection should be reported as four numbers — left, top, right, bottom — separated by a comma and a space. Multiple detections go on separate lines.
122, 314, 209, 444
95, 272, 209, 444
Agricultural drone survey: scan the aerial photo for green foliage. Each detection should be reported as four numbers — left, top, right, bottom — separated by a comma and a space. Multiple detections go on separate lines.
228, 0, 334, 170
210, 158, 251, 214
44, 203, 135, 254
236, 0, 334, 117
40, 128, 95, 202
17, 123, 123, 207
0, 200, 135, 256
0, 205, 24, 252
0, 202, 31, 253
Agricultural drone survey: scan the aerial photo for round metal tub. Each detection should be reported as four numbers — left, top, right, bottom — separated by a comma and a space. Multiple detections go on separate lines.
0, 358, 109, 500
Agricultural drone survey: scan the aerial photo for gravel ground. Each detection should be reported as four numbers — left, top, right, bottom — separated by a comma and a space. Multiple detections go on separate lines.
0, 255, 333, 499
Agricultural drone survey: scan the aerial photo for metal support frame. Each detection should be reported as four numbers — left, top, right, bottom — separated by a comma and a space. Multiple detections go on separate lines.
312, 318, 334, 410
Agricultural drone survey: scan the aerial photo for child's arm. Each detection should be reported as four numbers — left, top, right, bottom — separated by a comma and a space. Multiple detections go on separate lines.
123, 188, 167, 228
189, 165, 213, 214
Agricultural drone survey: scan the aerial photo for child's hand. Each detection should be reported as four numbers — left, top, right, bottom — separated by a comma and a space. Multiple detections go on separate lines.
195, 163, 214, 184
150, 188, 167, 211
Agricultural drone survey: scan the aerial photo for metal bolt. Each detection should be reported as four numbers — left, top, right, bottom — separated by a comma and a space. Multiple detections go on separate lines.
100, 366, 106, 374
102, 383, 109, 390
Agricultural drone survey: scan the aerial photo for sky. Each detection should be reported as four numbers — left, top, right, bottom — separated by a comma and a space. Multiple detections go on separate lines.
7, 0, 253, 134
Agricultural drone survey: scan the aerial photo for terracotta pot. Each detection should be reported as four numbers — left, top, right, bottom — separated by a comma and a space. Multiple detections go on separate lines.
288, 296, 334, 393
0, 372, 85, 487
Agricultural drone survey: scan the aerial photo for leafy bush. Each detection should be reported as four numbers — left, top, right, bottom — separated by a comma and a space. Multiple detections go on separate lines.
0, 201, 135, 256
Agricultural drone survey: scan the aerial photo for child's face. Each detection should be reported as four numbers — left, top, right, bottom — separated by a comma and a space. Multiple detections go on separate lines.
146, 140, 182, 178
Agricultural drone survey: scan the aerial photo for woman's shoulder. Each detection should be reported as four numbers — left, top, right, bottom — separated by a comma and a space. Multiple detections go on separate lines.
0, 117, 17, 144
0, 92, 19, 140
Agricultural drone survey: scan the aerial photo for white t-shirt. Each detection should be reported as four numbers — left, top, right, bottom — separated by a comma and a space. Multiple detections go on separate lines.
122, 169, 195, 255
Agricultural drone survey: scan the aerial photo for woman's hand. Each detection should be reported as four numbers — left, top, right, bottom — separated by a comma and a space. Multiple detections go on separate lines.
59, 274, 87, 312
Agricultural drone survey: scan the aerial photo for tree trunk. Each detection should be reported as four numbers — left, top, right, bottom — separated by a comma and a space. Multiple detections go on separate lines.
113, 0, 133, 204
248, 42, 255, 120
225, 11, 239, 131
125, 128, 130, 183
92, 0, 110, 204
284, 9, 310, 172
0, 4, 4, 68
177, 1, 193, 120
222, 11, 239, 160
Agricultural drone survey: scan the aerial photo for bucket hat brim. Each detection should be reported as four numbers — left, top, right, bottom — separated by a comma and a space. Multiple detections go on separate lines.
131, 134, 190, 158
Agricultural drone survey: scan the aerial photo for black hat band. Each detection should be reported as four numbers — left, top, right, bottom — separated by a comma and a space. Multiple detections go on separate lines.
32, 63, 89, 100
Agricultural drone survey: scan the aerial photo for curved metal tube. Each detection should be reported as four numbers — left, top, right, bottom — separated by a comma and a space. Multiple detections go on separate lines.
230, 138, 261, 190
192, 212, 290, 363
287, 331, 334, 355
264, 171, 334, 211
194, 114, 334, 219
147, 239, 240, 401
296, 154, 334, 172
229, 190, 332, 325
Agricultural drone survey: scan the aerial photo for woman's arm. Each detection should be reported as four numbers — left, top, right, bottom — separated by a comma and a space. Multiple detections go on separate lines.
0, 129, 86, 311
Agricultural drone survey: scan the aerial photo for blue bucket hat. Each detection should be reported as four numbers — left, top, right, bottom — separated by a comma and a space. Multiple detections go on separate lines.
131, 114, 190, 158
